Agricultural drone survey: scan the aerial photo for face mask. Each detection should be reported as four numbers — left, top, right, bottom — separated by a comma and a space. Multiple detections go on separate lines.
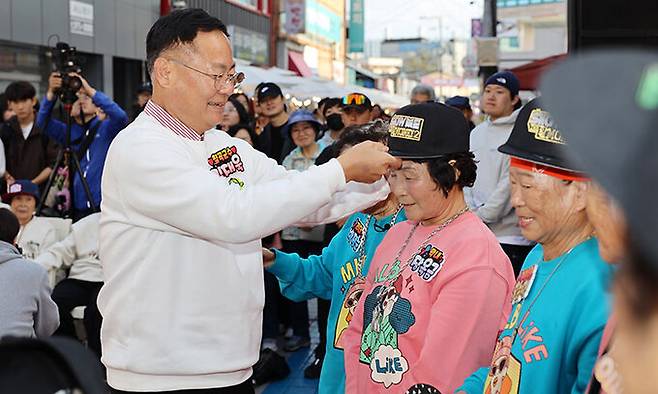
326, 113, 344, 131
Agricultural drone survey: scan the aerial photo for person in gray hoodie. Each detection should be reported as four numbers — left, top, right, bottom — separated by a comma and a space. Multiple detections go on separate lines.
464, 71, 532, 276
0, 207, 59, 339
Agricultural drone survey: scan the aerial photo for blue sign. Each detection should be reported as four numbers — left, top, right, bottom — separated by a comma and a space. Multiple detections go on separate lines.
305, 0, 342, 43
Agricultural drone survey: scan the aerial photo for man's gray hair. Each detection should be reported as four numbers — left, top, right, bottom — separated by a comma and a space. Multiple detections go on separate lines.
410, 84, 436, 100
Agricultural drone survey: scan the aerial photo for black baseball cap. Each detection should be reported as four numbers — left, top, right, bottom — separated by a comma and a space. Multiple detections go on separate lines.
498, 97, 580, 172
541, 49, 658, 264
387, 101, 469, 159
340, 93, 372, 111
257, 82, 283, 102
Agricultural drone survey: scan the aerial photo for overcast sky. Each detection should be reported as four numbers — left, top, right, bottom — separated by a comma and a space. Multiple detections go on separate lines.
363, 0, 483, 41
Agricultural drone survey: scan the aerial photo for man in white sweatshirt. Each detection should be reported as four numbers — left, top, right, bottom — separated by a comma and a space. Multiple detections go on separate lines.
98, 9, 400, 394
464, 71, 532, 276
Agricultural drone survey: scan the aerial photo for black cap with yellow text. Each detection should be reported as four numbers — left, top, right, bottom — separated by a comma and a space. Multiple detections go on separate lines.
498, 97, 580, 172
387, 101, 469, 159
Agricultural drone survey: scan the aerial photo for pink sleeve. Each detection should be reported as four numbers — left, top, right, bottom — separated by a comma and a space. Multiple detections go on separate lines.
406, 266, 512, 393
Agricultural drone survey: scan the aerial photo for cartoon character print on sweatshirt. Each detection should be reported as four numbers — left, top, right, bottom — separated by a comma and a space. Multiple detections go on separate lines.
360, 276, 416, 389
483, 336, 521, 394
346, 218, 367, 252
335, 276, 366, 350
510, 265, 537, 305
207, 145, 245, 177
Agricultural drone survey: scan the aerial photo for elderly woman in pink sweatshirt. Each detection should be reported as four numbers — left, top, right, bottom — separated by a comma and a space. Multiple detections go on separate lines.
342, 102, 515, 394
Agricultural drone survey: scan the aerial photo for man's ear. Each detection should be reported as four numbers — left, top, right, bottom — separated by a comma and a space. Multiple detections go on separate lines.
153, 57, 173, 88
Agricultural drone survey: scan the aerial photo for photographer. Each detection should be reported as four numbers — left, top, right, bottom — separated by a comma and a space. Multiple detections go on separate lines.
37, 72, 128, 220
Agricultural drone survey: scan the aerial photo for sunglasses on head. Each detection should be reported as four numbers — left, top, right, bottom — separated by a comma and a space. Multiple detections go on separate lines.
342, 94, 367, 106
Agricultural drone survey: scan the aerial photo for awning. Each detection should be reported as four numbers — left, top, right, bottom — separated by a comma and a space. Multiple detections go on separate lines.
288, 51, 313, 78
510, 53, 567, 91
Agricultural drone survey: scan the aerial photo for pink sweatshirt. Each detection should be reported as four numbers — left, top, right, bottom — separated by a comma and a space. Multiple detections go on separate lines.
342, 212, 515, 394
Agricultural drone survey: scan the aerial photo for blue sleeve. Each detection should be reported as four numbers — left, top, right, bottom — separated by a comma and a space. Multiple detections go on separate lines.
456, 366, 488, 393
268, 217, 354, 301
268, 246, 335, 302
36, 96, 67, 145
92, 91, 128, 138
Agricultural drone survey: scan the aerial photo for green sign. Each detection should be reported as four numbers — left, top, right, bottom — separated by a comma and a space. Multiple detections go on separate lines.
349, 0, 364, 53
636, 63, 658, 110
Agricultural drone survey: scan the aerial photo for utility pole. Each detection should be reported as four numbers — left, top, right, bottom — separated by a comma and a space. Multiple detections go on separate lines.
479, 0, 498, 81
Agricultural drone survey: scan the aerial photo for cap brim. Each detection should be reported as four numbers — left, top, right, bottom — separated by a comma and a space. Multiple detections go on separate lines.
1, 191, 37, 204
388, 151, 451, 160
497, 143, 579, 173
342, 104, 371, 109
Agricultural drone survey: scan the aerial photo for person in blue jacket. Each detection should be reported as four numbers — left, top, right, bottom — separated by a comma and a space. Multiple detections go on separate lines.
457, 98, 614, 394
37, 71, 128, 220
262, 120, 406, 394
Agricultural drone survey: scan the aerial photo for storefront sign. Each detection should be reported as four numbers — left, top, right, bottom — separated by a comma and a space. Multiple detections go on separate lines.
285, 0, 306, 35
227, 25, 269, 65
70, 0, 94, 37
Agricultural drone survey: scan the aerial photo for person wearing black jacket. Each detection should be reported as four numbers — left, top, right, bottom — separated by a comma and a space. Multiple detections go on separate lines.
254, 83, 293, 164
1, 81, 58, 194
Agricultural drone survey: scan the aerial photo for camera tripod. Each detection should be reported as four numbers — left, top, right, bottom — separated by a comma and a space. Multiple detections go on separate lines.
36, 98, 97, 219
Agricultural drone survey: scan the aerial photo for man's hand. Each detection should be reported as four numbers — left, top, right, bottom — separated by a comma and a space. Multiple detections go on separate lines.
70, 72, 97, 98
262, 248, 276, 268
46, 72, 62, 101
337, 141, 402, 184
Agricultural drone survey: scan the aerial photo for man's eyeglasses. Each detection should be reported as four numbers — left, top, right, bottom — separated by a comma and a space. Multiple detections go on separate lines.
167, 58, 245, 91
342, 93, 367, 106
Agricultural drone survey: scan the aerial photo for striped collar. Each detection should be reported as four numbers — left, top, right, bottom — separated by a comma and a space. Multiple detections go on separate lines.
143, 100, 204, 141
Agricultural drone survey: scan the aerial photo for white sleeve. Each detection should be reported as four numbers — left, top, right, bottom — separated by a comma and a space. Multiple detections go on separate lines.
250, 149, 389, 226
36, 231, 77, 271
109, 135, 362, 245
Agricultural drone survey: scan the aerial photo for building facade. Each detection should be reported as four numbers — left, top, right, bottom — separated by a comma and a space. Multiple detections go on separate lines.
0, 0, 273, 111
277, 0, 346, 83
496, 0, 567, 68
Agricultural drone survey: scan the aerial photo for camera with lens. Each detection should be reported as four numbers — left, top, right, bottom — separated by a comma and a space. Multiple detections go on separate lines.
51, 42, 83, 104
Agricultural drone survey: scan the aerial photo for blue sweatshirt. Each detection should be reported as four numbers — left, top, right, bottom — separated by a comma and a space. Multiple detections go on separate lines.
268, 210, 406, 394
458, 237, 613, 394
37, 92, 128, 210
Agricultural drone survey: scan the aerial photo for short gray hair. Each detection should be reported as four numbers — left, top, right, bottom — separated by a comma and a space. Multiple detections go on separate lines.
410, 84, 436, 100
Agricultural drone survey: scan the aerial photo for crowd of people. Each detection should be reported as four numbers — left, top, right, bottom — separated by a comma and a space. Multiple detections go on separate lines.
0, 7, 656, 394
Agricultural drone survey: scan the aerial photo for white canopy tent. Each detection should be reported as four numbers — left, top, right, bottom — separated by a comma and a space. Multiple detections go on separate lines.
235, 60, 408, 109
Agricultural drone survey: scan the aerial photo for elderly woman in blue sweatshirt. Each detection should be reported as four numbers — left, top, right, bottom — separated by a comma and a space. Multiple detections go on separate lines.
37, 72, 128, 219
263, 121, 405, 394
457, 99, 614, 394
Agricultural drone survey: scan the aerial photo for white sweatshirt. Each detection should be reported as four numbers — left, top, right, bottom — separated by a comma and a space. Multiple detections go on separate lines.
98, 111, 388, 391
16, 217, 57, 260
464, 109, 530, 245
36, 213, 103, 283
